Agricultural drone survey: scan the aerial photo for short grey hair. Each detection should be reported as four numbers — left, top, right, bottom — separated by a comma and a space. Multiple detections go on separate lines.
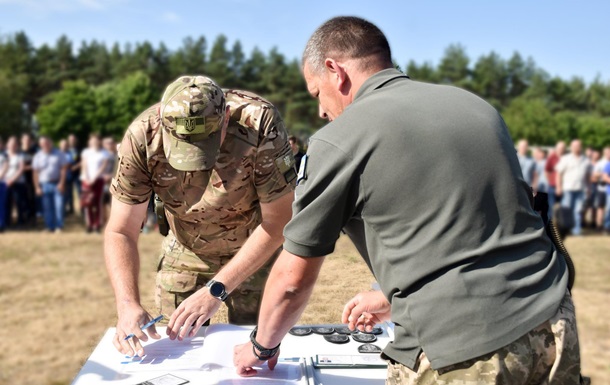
302, 16, 393, 74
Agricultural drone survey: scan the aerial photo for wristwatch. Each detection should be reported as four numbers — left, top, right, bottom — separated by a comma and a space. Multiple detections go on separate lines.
206, 280, 229, 302
250, 326, 281, 361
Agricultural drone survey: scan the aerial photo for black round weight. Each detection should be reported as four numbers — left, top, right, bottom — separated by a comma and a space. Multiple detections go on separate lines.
289, 327, 313, 336
324, 334, 350, 344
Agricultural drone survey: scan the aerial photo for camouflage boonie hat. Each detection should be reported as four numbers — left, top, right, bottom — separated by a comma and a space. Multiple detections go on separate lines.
160, 75, 226, 171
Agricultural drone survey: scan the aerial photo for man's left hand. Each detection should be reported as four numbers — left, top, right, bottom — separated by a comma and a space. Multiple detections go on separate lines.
342, 291, 391, 332
166, 288, 222, 340
233, 341, 278, 377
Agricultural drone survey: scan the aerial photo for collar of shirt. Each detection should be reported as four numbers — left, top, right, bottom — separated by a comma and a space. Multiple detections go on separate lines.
353, 68, 409, 102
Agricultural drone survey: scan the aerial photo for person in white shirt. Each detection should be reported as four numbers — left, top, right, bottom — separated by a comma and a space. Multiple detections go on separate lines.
4, 136, 27, 227
556, 139, 591, 235
80, 133, 109, 233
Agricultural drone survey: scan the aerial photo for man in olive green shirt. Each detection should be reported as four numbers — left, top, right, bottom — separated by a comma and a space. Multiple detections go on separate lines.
233, 17, 583, 384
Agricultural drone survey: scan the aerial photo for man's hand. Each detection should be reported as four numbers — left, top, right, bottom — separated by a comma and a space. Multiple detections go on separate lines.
233, 341, 279, 377
57, 184, 64, 194
35, 186, 42, 196
342, 291, 391, 333
166, 287, 222, 340
113, 303, 161, 357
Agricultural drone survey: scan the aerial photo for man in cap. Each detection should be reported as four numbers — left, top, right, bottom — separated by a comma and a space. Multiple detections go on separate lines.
105, 76, 296, 357
233, 17, 583, 384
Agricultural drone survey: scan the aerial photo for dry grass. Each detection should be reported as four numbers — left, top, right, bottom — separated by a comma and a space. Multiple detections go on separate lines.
0, 219, 607, 385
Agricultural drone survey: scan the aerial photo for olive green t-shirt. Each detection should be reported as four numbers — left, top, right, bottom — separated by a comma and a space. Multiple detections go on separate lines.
283, 69, 567, 370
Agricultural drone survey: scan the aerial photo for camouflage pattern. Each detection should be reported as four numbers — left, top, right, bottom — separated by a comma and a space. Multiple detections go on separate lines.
386, 291, 584, 385
155, 231, 280, 324
110, 86, 295, 324
160, 76, 226, 171
110, 89, 295, 257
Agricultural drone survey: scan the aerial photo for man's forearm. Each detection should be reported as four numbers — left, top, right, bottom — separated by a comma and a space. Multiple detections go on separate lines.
214, 193, 293, 293
214, 222, 284, 293
252, 251, 324, 348
104, 231, 142, 309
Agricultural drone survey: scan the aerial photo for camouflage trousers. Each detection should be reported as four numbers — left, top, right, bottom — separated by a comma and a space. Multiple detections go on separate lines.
387, 291, 587, 385
155, 231, 278, 325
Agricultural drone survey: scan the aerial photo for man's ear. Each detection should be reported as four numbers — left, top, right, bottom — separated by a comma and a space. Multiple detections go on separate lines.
324, 58, 350, 94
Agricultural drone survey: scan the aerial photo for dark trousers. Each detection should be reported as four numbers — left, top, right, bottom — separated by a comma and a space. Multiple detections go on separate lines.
83, 178, 105, 230
6, 182, 28, 226
0, 182, 7, 230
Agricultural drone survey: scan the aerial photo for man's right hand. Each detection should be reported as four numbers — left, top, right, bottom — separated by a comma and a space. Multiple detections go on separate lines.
112, 304, 161, 357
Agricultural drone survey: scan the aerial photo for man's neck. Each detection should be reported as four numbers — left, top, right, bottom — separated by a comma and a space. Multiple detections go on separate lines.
343, 60, 392, 101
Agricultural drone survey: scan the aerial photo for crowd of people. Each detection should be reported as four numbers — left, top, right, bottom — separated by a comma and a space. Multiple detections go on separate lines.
0, 132, 118, 233
517, 138, 610, 235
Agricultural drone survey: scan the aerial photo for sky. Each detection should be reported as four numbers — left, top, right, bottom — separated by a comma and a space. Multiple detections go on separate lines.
0, 0, 608, 82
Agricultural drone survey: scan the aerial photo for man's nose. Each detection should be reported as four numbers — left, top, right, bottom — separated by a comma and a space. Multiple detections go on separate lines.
318, 104, 328, 120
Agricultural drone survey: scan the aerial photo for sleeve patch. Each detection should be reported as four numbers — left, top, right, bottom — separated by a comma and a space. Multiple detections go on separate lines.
275, 151, 297, 184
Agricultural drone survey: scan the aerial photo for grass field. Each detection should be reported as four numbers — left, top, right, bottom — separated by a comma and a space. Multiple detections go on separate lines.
0, 218, 608, 385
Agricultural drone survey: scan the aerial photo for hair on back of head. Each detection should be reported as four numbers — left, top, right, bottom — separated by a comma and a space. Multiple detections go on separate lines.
303, 16, 392, 74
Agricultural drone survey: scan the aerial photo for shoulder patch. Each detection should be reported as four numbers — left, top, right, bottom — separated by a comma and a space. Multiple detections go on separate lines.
296, 154, 308, 185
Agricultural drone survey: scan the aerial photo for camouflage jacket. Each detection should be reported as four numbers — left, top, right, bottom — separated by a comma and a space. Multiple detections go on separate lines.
110, 90, 296, 257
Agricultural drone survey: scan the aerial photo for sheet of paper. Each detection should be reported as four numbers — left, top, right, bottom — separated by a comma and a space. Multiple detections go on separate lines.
202, 325, 311, 384
212, 360, 308, 385
201, 324, 252, 367
120, 336, 206, 372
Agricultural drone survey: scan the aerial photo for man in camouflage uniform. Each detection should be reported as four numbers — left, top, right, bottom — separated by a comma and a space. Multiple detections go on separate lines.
105, 76, 296, 357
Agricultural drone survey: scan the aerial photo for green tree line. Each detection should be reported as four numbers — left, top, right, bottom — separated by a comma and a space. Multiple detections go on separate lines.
1, 32, 609, 147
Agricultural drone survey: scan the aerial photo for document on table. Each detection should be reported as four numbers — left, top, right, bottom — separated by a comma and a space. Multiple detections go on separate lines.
203, 325, 312, 384
120, 336, 206, 372
118, 324, 311, 384
212, 360, 311, 385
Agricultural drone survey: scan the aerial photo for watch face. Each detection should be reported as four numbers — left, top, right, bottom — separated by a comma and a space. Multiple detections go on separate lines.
209, 281, 225, 297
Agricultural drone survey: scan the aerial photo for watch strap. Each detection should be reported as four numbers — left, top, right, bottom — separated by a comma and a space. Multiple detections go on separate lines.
250, 326, 281, 361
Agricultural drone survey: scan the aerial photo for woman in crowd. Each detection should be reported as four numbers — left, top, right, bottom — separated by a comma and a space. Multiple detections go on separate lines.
80, 134, 109, 233
4, 136, 27, 227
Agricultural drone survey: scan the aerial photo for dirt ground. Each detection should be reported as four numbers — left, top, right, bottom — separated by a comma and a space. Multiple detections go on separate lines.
0, 220, 607, 385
